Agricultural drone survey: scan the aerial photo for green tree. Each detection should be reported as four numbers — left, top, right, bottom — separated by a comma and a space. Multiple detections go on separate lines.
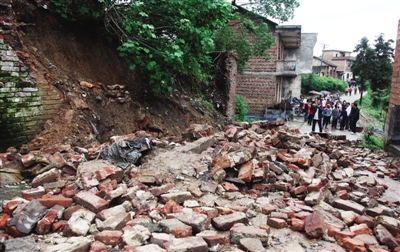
351, 37, 376, 105
233, 0, 300, 22
370, 34, 394, 92
50, 0, 300, 94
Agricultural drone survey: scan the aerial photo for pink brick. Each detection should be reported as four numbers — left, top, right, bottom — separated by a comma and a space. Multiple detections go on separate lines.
21, 187, 46, 200
94, 230, 123, 246
36, 205, 65, 234
95, 166, 115, 181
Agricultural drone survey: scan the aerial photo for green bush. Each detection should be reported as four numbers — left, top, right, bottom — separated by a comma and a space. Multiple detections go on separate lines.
235, 95, 248, 122
360, 131, 384, 150
301, 74, 347, 94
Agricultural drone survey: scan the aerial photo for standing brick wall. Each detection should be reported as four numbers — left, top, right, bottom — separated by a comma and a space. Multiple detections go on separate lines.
385, 19, 400, 148
0, 1, 63, 151
236, 35, 279, 113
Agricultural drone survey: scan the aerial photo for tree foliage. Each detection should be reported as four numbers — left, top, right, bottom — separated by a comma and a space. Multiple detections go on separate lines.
49, 0, 299, 94
351, 35, 394, 105
233, 0, 300, 22
301, 74, 347, 94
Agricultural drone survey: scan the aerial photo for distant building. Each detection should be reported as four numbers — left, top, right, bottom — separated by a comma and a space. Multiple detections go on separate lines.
229, 5, 317, 114
321, 50, 355, 81
312, 56, 337, 78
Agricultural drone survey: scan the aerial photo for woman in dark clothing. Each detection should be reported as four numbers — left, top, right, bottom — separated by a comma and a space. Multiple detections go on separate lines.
349, 103, 360, 134
339, 104, 348, 130
331, 104, 339, 129
308, 101, 315, 125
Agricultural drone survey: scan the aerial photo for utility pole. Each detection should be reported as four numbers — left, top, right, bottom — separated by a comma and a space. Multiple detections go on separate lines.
319, 44, 328, 76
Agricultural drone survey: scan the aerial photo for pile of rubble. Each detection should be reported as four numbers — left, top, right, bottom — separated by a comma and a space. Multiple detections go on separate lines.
1, 120, 400, 252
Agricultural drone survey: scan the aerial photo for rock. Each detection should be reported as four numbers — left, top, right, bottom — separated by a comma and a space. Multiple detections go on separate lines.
239, 238, 265, 252
40, 236, 91, 252
374, 224, 400, 250
122, 225, 151, 246
135, 244, 166, 252
304, 211, 325, 239
177, 208, 209, 233
7, 200, 48, 234
159, 218, 193, 238
63, 209, 95, 236
212, 212, 249, 231
4, 236, 39, 252
160, 191, 193, 204
164, 236, 208, 252
94, 230, 123, 246
331, 198, 365, 215
196, 230, 228, 247
230, 223, 269, 245
267, 217, 287, 229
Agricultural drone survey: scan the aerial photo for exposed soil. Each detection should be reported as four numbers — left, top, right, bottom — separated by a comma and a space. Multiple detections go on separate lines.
12, 1, 230, 150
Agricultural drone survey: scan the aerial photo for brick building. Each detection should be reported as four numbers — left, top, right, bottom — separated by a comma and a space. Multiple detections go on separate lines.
312, 56, 337, 78
320, 50, 355, 81
230, 6, 317, 114
385, 20, 400, 156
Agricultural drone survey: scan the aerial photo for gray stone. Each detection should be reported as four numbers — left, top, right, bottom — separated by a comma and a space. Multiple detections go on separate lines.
159, 191, 193, 204
7, 200, 48, 234
374, 224, 400, 250
4, 236, 39, 252
64, 209, 95, 236
239, 238, 265, 252
95, 212, 131, 231
177, 208, 209, 233
331, 198, 365, 215
164, 236, 208, 252
41, 237, 91, 252
135, 244, 166, 252
230, 224, 269, 245
305, 211, 325, 239
122, 225, 151, 246
212, 212, 249, 231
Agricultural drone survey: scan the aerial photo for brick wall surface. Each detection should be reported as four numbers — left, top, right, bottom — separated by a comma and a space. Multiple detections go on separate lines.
0, 1, 63, 151
385, 19, 400, 146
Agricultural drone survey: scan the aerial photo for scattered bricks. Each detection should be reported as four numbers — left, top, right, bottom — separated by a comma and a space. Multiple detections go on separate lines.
221, 182, 239, 192
160, 191, 193, 204
342, 237, 365, 251
95, 166, 115, 181
374, 215, 400, 237
37, 196, 73, 208
163, 200, 183, 214
36, 205, 65, 234
196, 230, 228, 247
94, 230, 123, 246
150, 183, 174, 197
366, 207, 384, 217
340, 211, 359, 226
164, 236, 208, 252
89, 241, 108, 252
200, 181, 218, 193
238, 161, 253, 182
135, 244, 166, 252
230, 223, 269, 245
21, 186, 46, 200
177, 208, 209, 233
336, 190, 349, 200
159, 219, 193, 238
150, 233, 175, 248
62, 183, 81, 198
78, 160, 124, 183
63, 205, 85, 220
267, 217, 287, 229
355, 215, 375, 228
374, 224, 400, 250
304, 211, 325, 239
212, 212, 249, 231
96, 201, 132, 220
63, 209, 96, 236
239, 238, 265, 252
350, 223, 371, 236
96, 212, 131, 231
291, 218, 305, 231
331, 199, 365, 215
73, 191, 109, 213
6, 200, 48, 234
291, 185, 307, 195
52, 220, 68, 232
48, 152, 66, 167
31, 168, 61, 188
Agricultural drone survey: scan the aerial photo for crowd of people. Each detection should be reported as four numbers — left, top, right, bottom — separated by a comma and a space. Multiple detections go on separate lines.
302, 97, 360, 134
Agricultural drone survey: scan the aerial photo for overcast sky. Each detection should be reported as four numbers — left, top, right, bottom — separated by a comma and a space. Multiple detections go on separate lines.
281, 0, 400, 56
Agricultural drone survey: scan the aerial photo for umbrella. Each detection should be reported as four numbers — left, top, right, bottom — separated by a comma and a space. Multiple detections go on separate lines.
319, 90, 331, 95
308, 90, 320, 95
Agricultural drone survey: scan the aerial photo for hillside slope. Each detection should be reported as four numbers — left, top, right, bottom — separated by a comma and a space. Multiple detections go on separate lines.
11, 1, 230, 149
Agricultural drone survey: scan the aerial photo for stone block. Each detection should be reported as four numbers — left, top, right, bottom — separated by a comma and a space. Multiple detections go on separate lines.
230, 224, 269, 245
159, 191, 193, 204
164, 236, 208, 252
196, 230, 228, 247
159, 218, 193, 238
63, 209, 95, 236
122, 225, 151, 246
374, 224, 399, 250
304, 211, 325, 239
4, 236, 39, 252
6, 200, 48, 234
31, 168, 60, 188
95, 212, 131, 231
212, 212, 249, 231
331, 198, 365, 215
177, 208, 209, 233
239, 238, 265, 252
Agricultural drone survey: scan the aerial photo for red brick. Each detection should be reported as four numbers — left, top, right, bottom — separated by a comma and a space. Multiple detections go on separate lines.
94, 230, 123, 246
238, 161, 253, 182
267, 217, 287, 229
95, 166, 115, 181
342, 237, 365, 251
37, 197, 73, 208
36, 205, 64, 234
73, 191, 109, 213
291, 218, 305, 231
21, 187, 46, 200
350, 224, 371, 236
52, 220, 68, 233
89, 241, 108, 252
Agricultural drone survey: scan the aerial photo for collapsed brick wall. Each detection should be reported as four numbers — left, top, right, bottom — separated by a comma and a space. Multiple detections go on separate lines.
385, 20, 400, 149
0, 1, 63, 151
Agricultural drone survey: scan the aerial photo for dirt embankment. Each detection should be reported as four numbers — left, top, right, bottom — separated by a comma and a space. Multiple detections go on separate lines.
12, 1, 230, 150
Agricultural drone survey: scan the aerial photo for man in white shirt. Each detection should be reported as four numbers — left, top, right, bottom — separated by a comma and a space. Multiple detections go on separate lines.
312, 99, 323, 133
346, 102, 351, 130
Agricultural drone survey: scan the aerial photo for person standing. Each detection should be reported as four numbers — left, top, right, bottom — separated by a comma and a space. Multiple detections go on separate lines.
322, 104, 332, 129
331, 104, 339, 130
304, 99, 311, 122
349, 103, 360, 134
339, 103, 348, 130
308, 100, 315, 125
346, 102, 351, 130
312, 99, 323, 133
